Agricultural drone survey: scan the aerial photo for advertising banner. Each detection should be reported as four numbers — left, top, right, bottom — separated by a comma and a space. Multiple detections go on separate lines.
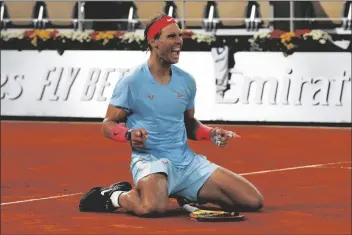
1, 50, 351, 123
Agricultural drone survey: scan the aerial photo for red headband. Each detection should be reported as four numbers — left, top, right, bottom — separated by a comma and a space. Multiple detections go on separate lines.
147, 16, 177, 40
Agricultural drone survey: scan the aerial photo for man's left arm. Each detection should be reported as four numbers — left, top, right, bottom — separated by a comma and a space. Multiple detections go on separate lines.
184, 108, 239, 147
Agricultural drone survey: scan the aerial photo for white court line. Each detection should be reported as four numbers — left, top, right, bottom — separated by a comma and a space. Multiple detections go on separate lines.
239, 161, 351, 176
1, 193, 83, 206
1, 161, 350, 206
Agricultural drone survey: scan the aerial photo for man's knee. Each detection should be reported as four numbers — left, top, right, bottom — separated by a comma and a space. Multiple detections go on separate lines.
134, 173, 169, 217
135, 202, 168, 217
228, 193, 264, 212
247, 193, 264, 211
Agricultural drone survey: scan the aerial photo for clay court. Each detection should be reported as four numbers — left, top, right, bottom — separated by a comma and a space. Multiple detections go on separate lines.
1, 121, 351, 234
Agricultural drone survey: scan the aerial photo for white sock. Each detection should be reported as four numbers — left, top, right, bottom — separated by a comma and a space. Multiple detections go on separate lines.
110, 191, 125, 208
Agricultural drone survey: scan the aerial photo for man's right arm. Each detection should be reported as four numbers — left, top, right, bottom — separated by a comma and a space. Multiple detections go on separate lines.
102, 104, 148, 147
101, 104, 129, 140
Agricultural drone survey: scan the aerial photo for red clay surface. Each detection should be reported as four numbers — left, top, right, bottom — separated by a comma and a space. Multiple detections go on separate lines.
1, 121, 351, 234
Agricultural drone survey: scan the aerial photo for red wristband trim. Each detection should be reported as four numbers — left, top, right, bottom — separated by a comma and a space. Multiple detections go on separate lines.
111, 124, 128, 142
196, 124, 213, 141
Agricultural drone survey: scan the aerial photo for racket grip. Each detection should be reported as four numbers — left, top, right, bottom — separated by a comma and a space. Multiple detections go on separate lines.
182, 204, 198, 213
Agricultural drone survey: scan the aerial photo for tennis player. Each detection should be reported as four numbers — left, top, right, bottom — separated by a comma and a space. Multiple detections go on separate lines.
79, 14, 263, 216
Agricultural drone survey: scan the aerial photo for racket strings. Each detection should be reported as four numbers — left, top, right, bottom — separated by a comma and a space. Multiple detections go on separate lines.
191, 210, 238, 218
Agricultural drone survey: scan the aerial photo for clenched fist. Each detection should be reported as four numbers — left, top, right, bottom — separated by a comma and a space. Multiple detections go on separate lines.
129, 128, 148, 148
210, 127, 240, 147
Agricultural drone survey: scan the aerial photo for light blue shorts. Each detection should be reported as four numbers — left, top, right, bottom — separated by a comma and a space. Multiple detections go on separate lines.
130, 154, 219, 202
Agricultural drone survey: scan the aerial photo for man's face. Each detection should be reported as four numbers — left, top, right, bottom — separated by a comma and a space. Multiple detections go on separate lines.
154, 23, 183, 64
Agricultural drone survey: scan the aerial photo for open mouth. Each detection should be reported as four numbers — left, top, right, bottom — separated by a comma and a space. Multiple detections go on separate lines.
171, 48, 180, 57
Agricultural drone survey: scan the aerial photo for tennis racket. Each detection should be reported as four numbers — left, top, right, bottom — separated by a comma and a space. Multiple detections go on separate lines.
182, 204, 245, 222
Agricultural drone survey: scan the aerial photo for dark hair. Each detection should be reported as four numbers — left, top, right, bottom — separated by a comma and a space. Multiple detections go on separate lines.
143, 13, 167, 51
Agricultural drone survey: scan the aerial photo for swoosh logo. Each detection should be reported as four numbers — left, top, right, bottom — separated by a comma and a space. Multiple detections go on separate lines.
101, 189, 111, 195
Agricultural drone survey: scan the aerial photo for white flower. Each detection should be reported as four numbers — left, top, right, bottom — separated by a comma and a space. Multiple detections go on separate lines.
119, 33, 144, 44
253, 32, 270, 40
303, 29, 331, 42
260, 32, 270, 39
313, 35, 319, 40
57, 31, 73, 39
0, 31, 24, 41
57, 30, 92, 42
191, 33, 215, 44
